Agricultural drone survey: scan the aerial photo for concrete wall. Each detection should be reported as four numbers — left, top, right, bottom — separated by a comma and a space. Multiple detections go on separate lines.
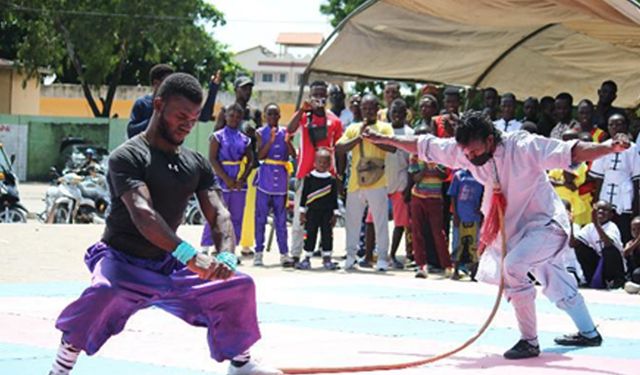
11, 72, 40, 115
0, 70, 11, 114
0, 114, 217, 181
39, 84, 302, 124
0, 69, 40, 115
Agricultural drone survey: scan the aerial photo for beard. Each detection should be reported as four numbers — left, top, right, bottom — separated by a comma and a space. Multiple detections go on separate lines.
159, 111, 184, 146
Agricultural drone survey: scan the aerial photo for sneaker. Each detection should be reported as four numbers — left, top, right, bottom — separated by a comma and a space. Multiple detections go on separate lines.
295, 257, 311, 270
503, 339, 540, 359
391, 257, 404, 270
606, 279, 625, 290
554, 331, 603, 347
624, 281, 640, 294
280, 254, 294, 268
241, 247, 254, 257
253, 252, 264, 267
375, 258, 389, 272
358, 259, 373, 268
415, 268, 428, 279
323, 258, 339, 270
344, 255, 358, 270
227, 359, 283, 375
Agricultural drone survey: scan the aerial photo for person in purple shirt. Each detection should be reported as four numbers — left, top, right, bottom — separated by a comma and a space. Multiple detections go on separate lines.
201, 103, 254, 252
253, 103, 296, 267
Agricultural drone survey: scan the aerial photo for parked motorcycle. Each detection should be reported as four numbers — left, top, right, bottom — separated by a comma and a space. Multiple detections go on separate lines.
0, 146, 28, 223
42, 171, 103, 224
184, 195, 204, 225
57, 138, 109, 174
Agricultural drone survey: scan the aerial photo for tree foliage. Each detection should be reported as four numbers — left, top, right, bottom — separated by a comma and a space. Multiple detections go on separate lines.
319, 0, 368, 28
3, 0, 242, 117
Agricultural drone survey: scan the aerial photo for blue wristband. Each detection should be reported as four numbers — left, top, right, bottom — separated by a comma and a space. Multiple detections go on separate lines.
172, 242, 198, 264
216, 252, 238, 271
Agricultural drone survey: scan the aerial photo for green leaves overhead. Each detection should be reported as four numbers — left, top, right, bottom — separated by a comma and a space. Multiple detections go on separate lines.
3, 0, 241, 117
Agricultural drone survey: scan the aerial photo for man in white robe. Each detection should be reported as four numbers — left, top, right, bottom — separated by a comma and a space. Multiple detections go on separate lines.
362, 111, 631, 360
589, 113, 640, 244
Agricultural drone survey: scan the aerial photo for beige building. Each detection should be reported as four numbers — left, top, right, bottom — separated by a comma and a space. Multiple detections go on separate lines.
0, 59, 41, 115
234, 32, 323, 93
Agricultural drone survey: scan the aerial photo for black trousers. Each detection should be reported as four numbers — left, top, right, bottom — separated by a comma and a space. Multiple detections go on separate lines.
613, 212, 632, 245
575, 240, 625, 286
304, 209, 333, 254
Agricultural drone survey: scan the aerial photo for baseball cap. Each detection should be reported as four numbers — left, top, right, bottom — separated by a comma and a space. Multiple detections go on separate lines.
234, 76, 254, 88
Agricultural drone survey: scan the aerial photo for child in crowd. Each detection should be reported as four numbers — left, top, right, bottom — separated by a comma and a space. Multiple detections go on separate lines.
201, 103, 253, 252
448, 168, 483, 280
253, 103, 295, 267
409, 124, 452, 279
297, 148, 340, 270
623, 217, 640, 294
548, 129, 589, 225
571, 200, 626, 289
563, 200, 587, 286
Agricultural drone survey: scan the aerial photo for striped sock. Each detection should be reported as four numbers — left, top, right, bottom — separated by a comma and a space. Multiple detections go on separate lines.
230, 350, 251, 367
50, 339, 81, 375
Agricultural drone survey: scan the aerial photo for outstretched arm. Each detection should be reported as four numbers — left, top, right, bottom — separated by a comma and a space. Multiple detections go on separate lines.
198, 70, 221, 122
571, 133, 630, 164
362, 128, 419, 155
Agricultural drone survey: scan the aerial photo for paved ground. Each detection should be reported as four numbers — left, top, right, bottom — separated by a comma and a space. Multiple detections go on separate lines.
1, 184, 638, 374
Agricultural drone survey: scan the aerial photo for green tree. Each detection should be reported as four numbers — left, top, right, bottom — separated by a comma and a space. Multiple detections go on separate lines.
4, 0, 241, 118
319, 0, 368, 27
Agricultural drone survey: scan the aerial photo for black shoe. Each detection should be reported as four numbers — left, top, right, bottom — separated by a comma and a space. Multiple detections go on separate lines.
554, 331, 603, 347
503, 340, 540, 360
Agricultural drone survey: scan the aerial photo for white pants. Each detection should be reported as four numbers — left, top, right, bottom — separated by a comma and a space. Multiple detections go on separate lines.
479, 222, 589, 340
290, 181, 305, 257
345, 187, 389, 261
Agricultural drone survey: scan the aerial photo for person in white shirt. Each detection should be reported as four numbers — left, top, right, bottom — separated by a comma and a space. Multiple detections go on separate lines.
363, 111, 631, 360
328, 84, 354, 130
493, 93, 522, 133
571, 201, 626, 289
386, 99, 415, 269
589, 113, 640, 245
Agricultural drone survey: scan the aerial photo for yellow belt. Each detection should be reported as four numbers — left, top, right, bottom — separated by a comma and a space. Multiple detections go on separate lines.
264, 159, 294, 176
221, 157, 248, 180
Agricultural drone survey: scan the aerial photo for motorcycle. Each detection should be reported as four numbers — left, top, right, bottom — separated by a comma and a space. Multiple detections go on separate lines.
42, 172, 103, 224
57, 137, 109, 174
0, 147, 28, 223
76, 169, 110, 219
184, 195, 204, 225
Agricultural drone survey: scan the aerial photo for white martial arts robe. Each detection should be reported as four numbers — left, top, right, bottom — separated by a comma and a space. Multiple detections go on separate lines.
417, 130, 592, 340
588, 145, 640, 215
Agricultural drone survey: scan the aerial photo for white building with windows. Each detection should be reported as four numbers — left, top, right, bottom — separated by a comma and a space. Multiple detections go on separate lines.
234, 33, 323, 93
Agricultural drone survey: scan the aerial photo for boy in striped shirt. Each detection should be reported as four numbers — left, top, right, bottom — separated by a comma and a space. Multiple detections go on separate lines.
297, 148, 340, 270
408, 126, 452, 278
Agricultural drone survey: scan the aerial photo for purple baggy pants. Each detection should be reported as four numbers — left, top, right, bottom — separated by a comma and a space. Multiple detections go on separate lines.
55, 242, 261, 361
254, 190, 288, 254
202, 190, 246, 247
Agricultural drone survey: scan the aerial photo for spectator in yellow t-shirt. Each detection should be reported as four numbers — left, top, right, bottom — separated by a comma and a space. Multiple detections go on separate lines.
337, 94, 396, 271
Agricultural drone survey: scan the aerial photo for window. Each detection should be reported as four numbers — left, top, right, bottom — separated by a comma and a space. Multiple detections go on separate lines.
262, 73, 273, 82
296, 74, 303, 85
279, 73, 287, 83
